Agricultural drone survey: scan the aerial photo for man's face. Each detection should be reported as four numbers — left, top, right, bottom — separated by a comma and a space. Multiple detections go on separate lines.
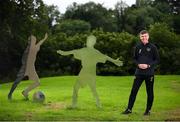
140, 33, 149, 44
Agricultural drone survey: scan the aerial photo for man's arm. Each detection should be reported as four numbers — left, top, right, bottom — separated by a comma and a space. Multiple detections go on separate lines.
133, 46, 140, 65
37, 33, 48, 46
148, 45, 160, 67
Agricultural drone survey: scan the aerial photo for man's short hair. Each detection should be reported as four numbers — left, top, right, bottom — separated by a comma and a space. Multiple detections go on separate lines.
139, 30, 149, 35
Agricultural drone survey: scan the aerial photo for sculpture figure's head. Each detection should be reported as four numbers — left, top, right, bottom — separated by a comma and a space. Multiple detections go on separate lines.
86, 35, 96, 47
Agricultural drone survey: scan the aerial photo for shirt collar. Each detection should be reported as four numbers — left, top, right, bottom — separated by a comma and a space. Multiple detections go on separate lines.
140, 42, 150, 46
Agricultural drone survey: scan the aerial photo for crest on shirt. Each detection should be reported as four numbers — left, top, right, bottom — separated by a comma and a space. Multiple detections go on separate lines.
139, 49, 142, 54
146, 47, 151, 52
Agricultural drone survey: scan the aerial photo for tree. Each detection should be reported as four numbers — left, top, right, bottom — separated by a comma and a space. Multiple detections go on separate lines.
63, 2, 117, 32
153, 0, 180, 15
0, 0, 51, 81
125, 6, 163, 34
44, 5, 61, 30
114, 0, 128, 32
149, 23, 180, 74
136, 0, 153, 7
173, 15, 180, 34
54, 19, 91, 36
152, 0, 180, 34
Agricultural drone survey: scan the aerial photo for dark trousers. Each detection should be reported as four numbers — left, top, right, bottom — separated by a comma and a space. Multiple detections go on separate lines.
127, 75, 154, 111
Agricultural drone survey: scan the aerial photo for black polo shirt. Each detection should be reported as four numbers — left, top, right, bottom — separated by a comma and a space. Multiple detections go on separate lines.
133, 42, 160, 76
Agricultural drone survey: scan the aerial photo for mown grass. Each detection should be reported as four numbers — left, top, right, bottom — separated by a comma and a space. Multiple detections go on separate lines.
0, 75, 179, 121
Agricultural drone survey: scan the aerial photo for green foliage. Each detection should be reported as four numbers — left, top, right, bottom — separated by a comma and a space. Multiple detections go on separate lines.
0, 0, 52, 81
92, 30, 138, 75
136, 0, 153, 7
33, 30, 137, 77
44, 5, 61, 29
173, 15, 180, 34
125, 6, 163, 34
54, 20, 91, 36
149, 23, 180, 74
64, 2, 117, 32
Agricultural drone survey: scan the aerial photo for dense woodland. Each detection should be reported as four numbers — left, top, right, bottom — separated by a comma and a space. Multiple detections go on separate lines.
0, 0, 180, 82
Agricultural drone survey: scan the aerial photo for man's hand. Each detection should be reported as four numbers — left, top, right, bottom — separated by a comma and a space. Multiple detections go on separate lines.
138, 64, 149, 69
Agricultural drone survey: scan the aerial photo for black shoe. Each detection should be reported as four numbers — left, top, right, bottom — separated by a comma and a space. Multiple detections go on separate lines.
144, 110, 150, 115
122, 108, 132, 114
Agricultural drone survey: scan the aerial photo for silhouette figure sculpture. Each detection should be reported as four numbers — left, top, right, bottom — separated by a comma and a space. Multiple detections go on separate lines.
57, 35, 123, 108
8, 33, 48, 100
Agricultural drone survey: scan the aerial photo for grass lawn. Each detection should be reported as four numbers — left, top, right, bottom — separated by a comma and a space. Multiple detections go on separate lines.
0, 75, 179, 121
